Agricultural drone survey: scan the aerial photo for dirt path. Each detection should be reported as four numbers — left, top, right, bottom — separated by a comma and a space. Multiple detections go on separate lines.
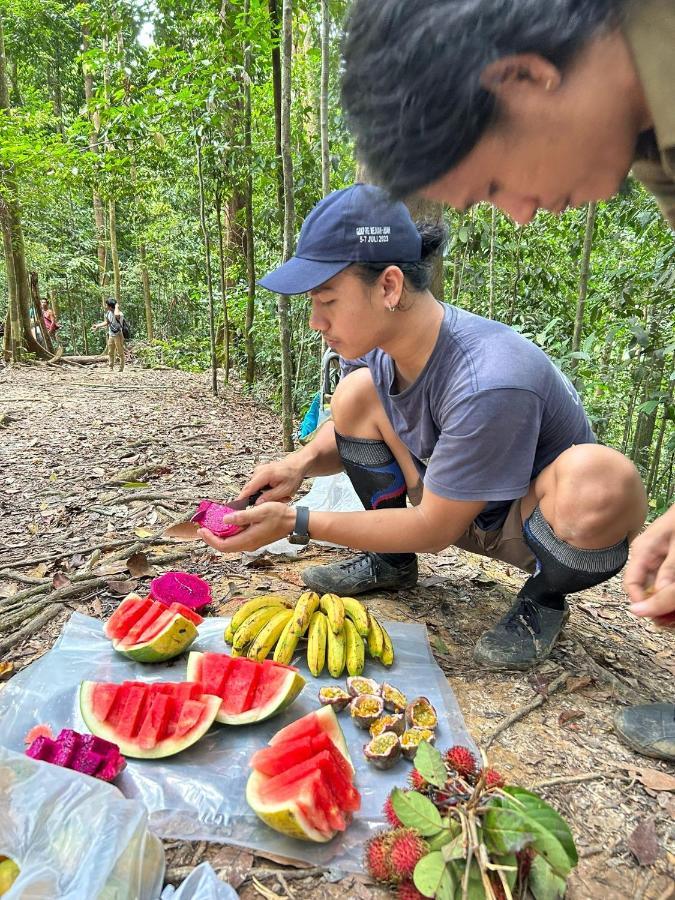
1, 364, 673, 899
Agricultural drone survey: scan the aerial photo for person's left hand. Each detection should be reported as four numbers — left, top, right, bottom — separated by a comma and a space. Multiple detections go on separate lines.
197, 502, 296, 553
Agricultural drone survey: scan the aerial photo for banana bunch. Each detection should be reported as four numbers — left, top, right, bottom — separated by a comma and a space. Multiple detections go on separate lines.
224, 591, 395, 675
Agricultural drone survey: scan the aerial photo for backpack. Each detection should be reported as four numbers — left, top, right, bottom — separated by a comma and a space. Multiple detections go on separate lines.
121, 317, 131, 340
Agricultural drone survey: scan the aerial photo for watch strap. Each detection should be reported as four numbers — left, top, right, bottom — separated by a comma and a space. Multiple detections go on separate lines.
290, 506, 310, 544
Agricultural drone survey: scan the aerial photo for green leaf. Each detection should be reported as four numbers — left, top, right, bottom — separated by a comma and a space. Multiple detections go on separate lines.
427, 819, 461, 852
414, 741, 448, 788
390, 789, 443, 836
483, 803, 574, 879
414, 852, 457, 899
502, 788, 578, 866
122, 481, 149, 489
529, 854, 567, 900
441, 834, 466, 862
449, 860, 487, 899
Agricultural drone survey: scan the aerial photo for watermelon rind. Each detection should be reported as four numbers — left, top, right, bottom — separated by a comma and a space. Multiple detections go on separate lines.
79, 681, 221, 759
270, 705, 353, 772
246, 769, 335, 843
112, 613, 198, 663
186, 652, 306, 726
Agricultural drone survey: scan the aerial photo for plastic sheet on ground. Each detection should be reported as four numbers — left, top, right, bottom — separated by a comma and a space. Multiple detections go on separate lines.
161, 863, 238, 899
0, 613, 476, 874
0, 746, 165, 899
242, 472, 364, 560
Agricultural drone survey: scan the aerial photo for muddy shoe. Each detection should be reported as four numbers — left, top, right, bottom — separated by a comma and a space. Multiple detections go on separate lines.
473, 594, 570, 671
614, 703, 675, 761
301, 552, 418, 596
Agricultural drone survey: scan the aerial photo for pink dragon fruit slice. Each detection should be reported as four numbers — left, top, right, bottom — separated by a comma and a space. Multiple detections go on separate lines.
50, 729, 79, 767
149, 570, 212, 611
72, 749, 104, 776
191, 500, 243, 538
25, 728, 126, 782
97, 755, 127, 782
25, 735, 56, 763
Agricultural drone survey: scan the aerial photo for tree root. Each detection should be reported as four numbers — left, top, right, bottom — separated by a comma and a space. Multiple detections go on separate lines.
485, 670, 569, 749
0, 603, 65, 657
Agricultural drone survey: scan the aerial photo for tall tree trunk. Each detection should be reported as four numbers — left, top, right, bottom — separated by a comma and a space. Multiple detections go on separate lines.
570, 202, 597, 376
53, 35, 65, 137
319, 0, 330, 198
196, 132, 218, 396
0, 200, 21, 362
243, 0, 256, 389
82, 26, 108, 287
631, 308, 666, 472
139, 243, 153, 340
279, 0, 295, 450
488, 206, 496, 319
215, 191, 230, 380
647, 365, 674, 496
108, 199, 121, 303
268, 0, 285, 228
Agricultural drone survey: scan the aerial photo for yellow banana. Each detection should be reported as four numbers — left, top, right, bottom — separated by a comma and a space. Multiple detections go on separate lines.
230, 645, 247, 658
379, 619, 395, 667
344, 618, 365, 676
247, 608, 294, 661
320, 593, 345, 634
229, 595, 291, 634
224, 622, 235, 644
342, 596, 369, 637
288, 591, 320, 639
326, 624, 347, 677
232, 606, 284, 651
306, 611, 328, 677
273, 615, 303, 665
366, 612, 384, 658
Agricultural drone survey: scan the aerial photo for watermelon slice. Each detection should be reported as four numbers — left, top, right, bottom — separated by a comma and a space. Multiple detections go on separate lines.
79, 680, 221, 759
246, 706, 360, 843
104, 594, 202, 663
149, 571, 212, 611
186, 652, 305, 725
191, 500, 243, 539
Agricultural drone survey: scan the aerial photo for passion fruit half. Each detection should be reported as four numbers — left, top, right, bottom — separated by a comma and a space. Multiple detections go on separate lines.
350, 693, 384, 729
364, 731, 401, 770
369, 713, 405, 739
346, 676, 381, 698
318, 686, 351, 712
380, 683, 408, 713
405, 696, 438, 731
400, 727, 436, 760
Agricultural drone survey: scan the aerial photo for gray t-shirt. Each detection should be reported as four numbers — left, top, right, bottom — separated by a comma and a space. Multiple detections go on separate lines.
106, 310, 124, 338
342, 303, 595, 531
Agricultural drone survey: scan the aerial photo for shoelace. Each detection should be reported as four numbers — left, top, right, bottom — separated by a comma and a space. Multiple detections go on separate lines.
340, 553, 375, 576
504, 597, 542, 635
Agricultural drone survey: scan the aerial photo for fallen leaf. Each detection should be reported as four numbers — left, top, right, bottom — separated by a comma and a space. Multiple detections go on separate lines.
657, 793, 675, 819
163, 520, 200, 541
91, 466, 106, 477
0, 583, 17, 599
0, 662, 14, 681
122, 481, 149, 489
91, 597, 104, 618
27, 562, 49, 579
431, 634, 451, 656
126, 552, 152, 578
107, 579, 138, 595
52, 572, 72, 590
134, 527, 154, 538
559, 709, 585, 727
96, 560, 129, 576
68, 553, 86, 570
628, 818, 661, 866
208, 846, 254, 889
565, 675, 593, 694
626, 766, 675, 793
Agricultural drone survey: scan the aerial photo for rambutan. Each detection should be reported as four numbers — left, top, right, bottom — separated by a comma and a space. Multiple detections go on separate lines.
365, 832, 393, 882
408, 769, 427, 791
389, 828, 429, 881
398, 881, 426, 900
485, 768, 506, 789
444, 745, 477, 778
384, 791, 403, 827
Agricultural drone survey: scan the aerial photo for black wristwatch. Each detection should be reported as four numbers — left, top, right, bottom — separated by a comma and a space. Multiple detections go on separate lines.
288, 506, 310, 545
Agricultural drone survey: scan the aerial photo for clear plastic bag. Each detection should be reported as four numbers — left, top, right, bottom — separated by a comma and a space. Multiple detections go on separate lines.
0, 746, 165, 899
0, 613, 476, 874
161, 863, 238, 899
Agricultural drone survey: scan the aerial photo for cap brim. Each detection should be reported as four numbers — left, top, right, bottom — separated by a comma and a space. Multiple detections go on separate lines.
258, 257, 351, 295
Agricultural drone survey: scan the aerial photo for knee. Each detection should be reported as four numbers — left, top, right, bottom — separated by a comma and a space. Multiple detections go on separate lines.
331, 367, 379, 431
550, 444, 646, 539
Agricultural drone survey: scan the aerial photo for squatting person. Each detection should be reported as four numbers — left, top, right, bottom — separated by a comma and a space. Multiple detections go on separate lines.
197, 185, 647, 674
341, 0, 675, 761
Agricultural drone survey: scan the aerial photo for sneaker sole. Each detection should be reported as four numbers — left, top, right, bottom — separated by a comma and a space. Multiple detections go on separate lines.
473, 608, 570, 672
613, 713, 675, 762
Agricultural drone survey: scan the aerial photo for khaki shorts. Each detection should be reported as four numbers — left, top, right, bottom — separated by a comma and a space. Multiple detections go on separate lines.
452, 499, 536, 574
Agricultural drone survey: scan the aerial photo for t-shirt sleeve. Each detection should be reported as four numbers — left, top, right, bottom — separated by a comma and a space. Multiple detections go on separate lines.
340, 355, 369, 378
424, 388, 544, 502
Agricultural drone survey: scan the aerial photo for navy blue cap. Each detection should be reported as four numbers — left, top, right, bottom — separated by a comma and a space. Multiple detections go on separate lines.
259, 184, 422, 295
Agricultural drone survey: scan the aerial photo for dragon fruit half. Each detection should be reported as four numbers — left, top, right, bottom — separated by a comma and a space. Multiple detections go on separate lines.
26, 728, 126, 782
149, 570, 212, 611
191, 499, 243, 538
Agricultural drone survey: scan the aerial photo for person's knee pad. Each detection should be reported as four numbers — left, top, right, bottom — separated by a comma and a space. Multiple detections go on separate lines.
523, 504, 628, 597
335, 431, 407, 512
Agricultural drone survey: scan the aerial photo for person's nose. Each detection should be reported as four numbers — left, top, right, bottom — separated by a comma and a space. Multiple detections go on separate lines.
309, 304, 327, 333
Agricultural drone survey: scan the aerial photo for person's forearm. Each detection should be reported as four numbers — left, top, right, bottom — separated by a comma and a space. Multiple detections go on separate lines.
287, 420, 342, 478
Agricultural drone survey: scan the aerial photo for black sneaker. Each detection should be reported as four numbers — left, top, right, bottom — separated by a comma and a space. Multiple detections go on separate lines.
301, 552, 418, 596
614, 703, 675, 761
473, 594, 570, 671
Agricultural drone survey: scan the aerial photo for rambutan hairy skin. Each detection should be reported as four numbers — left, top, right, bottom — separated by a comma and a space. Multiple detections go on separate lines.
365, 831, 394, 883
408, 769, 428, 791
384, 792, 404, 827
444, 745, 477, 777
485, 768, 506, 789
398, 880, 427, 900
389, 828, 429, 882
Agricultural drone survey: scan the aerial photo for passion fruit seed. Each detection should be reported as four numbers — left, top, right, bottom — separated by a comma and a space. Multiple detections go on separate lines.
400, 727, 435, 759
364, 731, 401, 769
318, 686, 351, 711
350, 693, 384, 728
381, 683, 407, 713
405, 697, 438, 730
346, 676, 381, 698
370, 713, 405, 738
370, 732, 399, 753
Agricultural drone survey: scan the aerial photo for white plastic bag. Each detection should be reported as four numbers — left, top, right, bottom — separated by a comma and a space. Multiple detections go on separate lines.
243, 472, 364, 559
0, 747, 165, 899
162, 863, 239, 899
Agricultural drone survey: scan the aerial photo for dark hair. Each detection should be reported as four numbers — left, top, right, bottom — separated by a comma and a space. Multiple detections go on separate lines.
341, 0, 628, 197
352, 221, 448, 293
106, 298, 116, 307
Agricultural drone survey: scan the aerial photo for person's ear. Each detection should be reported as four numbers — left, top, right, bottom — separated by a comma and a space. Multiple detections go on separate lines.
480, 53, 561, 99
380, 266, 405, 311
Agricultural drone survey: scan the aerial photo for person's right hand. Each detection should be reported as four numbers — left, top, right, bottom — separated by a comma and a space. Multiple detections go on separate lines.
624, 504, 675, 627
236, 459, 306, 506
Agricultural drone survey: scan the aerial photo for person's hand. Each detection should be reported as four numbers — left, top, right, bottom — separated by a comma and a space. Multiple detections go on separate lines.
197, 502, 296, 553
624, 505, 675, 628
235, 460, 306, 507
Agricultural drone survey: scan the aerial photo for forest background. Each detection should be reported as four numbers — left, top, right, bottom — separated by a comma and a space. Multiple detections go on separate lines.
0, 0, 673, 519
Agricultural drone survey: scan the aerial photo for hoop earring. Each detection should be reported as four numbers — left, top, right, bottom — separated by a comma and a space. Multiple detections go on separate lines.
387, 305, 397, 313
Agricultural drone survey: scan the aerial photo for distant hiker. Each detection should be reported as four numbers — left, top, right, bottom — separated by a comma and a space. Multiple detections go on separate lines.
41, 299, 59, 337
92, 298, 126, 372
